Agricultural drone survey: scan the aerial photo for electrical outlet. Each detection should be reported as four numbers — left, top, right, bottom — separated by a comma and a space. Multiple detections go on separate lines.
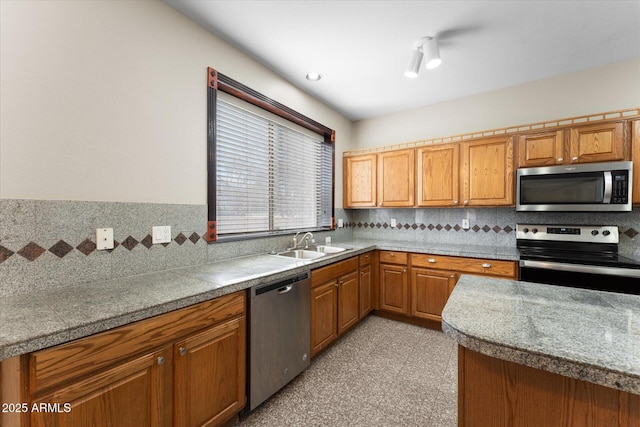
462, 219, 470, 230
96, 228, 114, 250
325, 236, 332, 244
390, 218, 397, 228
338, 218, 344, 228
152, 226, 171, 244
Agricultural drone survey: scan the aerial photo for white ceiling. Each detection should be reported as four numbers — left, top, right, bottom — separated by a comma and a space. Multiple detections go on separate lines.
166, 0, 640, 121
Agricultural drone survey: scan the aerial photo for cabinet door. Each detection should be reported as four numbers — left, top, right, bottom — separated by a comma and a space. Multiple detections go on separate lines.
359, 265, 373, 319
378, 149, 415, 207
379, 263, 409, 315
344, 154, 377, 207
174, 317, 246, 427
311, 280, 338, 357
461, 136, 514, 206
417, 143, 460, 207
31, 348, 170, 427
517, 131, 564, 167
411, 268, 458, 322
569, 122, 625, 164
337, 271, 359, 335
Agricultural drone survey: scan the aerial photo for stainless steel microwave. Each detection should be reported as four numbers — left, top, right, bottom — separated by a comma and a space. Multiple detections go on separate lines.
516, 161, 633, 212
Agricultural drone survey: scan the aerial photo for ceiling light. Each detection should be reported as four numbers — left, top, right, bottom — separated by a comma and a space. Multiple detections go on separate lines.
423, 37, 441, 70
404, 36, 441, 78
306, 72, 322, 81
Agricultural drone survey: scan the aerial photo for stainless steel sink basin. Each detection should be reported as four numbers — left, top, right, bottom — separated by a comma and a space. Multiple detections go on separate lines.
276, 249, 326, 260
313, 245, 347, 254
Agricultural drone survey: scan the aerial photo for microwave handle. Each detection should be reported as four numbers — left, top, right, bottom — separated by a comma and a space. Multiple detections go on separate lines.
603, 171, 612, 203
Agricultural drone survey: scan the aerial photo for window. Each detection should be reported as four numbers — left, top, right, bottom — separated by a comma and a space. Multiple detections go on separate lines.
206, 68, 335, 241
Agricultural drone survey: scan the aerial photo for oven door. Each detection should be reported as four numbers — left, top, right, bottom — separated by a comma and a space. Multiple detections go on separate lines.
519, 260, 640, 295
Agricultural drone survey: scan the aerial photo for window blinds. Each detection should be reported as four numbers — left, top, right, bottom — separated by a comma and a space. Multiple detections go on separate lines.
216, 96, 333, 236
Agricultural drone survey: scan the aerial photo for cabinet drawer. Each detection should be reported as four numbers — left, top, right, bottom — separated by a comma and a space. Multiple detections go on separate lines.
359, 252, 372, 266
379, 251, 408, 265
30, 291, 245, 394
411, 254, 517, 278
311, 257, 359, 287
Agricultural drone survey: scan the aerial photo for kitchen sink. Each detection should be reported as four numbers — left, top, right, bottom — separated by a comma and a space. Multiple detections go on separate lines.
311, 245, 347, 254
276, 249, 327, 260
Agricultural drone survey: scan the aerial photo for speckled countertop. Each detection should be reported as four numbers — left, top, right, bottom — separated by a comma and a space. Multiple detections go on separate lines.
442, 275, 640, 394
0, 239, 517, 362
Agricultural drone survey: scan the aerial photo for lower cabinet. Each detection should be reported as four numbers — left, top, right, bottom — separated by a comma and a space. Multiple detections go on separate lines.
411, 268, 459, 322
310, 255, 372, 357
9, 291, 247, 427
378, 251, 409, 315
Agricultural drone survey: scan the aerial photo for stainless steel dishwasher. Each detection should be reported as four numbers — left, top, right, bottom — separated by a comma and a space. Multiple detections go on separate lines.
248, 272, 310, 411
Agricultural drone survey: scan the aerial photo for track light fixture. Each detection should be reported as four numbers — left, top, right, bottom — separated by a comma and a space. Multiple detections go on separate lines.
404, 36, 441, 78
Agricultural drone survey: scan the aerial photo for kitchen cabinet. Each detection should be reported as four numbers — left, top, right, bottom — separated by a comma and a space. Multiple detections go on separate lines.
460, 136, 514, 207
358, 253, 373, 318
378, 149, 415, 207
344, 154, 377, 208
632, 119, 640, 205
411, 253, 518, 279
378, 251, 409, 315
411, 268, 458, 322
517, 130, 564, 167
11, 292, 246, 427
417, 143, 460, 207
568, 121, 625, 164
310, 256, 361, 357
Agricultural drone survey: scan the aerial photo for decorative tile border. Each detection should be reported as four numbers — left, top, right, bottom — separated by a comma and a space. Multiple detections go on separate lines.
0, 232, 206, 265
346, 222, 515, 233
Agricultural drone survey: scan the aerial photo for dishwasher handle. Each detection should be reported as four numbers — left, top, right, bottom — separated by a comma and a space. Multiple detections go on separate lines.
277, 285, 293, 294
252, 272, 309, 297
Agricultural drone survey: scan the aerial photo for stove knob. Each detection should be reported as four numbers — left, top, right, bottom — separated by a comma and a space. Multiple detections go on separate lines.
591, 230, 599, 236
603, 230, 611, 236
523, 228, 529, 233
532, 228, 538, 234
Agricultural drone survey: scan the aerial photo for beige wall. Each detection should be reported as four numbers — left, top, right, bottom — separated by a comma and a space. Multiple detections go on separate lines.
0, 0, 352, 205
352, 58, 640, 150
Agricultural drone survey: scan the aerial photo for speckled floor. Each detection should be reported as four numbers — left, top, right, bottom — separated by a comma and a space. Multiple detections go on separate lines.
237, 315, 458, 427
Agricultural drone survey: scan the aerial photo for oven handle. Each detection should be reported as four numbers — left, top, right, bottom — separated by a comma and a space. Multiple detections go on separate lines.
520, 259, 640, 278
603, 171, 612, 203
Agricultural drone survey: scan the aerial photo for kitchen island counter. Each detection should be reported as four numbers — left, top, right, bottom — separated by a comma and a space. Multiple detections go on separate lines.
442, 275, 640, 394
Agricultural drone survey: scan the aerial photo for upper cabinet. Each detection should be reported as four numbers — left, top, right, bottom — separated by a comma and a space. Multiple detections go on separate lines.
417, 143, 460, 207
568, 122, 625, 164
344, 154, 377, 208
460, 136, 514, 207
517, 130, 564, 167
632, 120, 640, 205
378, 149, 415, 207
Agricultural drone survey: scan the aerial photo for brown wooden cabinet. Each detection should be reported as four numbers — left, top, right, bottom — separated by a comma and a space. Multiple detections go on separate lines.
417, 143, 460, 207
343, 154, 377, 208
378, 251, 409, 315
378, 149, 415, 207
411, 268, 458, 322
358, 253, 373, 318
633, 120, 640, 205
460, 136, 514, 207
310, 256, 362, 357
517, 130, 564, 167
174, 317, 246, 427
8, 292, 246, 427
568, 121, 625, 164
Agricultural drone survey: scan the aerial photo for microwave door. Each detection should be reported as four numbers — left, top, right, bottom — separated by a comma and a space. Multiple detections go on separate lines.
518, 172, 606, 210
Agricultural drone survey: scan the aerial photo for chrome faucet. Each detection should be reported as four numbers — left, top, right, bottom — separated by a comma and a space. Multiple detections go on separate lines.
291, 232, 314, 249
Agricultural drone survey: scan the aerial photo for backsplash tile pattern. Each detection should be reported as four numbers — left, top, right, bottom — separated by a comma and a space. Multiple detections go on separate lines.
0, 199, 353, 296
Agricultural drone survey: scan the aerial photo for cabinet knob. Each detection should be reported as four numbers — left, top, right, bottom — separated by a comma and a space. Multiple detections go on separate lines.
157, 356, 166, 365
335, 282, 339, 287
463, 200, 468, 205
402, 268, 407, 273
361, 272, 365, 275
453, 200, 458, 205
428, 259, 436, 263
179, 347, 187, 356
572, 156, 579, 162
390, 253, 395, 256
481, 263, 492, 268
450, 275, 455, 278
557, 157, 564, 162
379, 202, 383, 207
339, 280, 344, 285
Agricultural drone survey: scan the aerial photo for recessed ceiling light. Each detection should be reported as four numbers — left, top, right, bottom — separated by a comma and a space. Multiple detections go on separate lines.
306, 72, 322, 81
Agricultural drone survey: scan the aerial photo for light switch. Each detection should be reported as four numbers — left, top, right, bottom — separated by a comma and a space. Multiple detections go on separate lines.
152, 226, 171, 244
96, 228, 114, 250
337, 218, 344, 228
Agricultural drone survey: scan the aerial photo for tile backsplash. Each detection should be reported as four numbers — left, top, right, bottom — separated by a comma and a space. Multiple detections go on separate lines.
0, 199, 352, 296
2, 198, 639, 296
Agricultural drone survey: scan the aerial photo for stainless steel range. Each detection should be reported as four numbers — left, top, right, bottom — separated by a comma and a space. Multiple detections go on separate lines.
517, 224, 640, 295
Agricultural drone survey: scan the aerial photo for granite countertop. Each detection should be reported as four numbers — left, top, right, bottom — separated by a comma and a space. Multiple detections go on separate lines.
442, 275, 640, 394
0, 239, 517, 362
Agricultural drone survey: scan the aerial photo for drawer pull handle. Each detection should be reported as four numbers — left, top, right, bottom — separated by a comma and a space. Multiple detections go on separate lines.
428, 259, 436, 263
157, 356, 166, 365
482, 263, 492, 268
